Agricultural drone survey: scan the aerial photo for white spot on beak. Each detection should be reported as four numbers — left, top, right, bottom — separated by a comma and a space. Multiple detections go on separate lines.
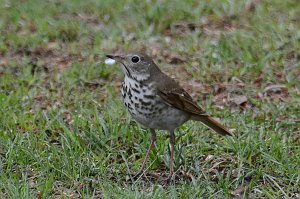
105, 58, 116, 65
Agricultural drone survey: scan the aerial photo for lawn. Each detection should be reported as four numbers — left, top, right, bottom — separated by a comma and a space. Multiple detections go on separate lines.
0, 0, 299, 198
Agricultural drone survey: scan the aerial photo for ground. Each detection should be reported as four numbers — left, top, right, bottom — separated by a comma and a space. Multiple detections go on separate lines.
0, 0, 299, 198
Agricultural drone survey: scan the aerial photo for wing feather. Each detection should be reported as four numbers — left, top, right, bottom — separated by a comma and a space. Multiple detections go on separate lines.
158, 87, 206, 116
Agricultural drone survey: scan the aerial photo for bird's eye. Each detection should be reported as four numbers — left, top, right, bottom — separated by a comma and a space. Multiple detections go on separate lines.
131, 56, 140, 63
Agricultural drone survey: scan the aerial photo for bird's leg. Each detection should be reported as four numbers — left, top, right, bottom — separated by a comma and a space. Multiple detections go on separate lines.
134, 129, 156, 178
167, 130, 175, 180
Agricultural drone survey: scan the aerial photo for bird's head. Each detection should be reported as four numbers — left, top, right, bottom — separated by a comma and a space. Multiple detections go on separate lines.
106, 53, 160, 81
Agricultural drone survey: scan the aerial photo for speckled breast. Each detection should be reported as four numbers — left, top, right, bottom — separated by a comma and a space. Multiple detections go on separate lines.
121, 76, 190, 131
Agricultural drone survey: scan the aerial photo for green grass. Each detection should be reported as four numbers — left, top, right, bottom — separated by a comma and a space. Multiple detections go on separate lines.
0, 0, 300, 198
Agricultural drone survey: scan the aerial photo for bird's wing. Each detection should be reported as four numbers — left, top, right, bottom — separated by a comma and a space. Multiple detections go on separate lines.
155, 73, 232, 136
157, 79, 206, 116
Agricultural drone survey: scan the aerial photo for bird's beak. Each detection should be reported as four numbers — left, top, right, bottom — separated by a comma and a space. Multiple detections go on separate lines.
106, 54, 131, 77
106, 54, 125, 62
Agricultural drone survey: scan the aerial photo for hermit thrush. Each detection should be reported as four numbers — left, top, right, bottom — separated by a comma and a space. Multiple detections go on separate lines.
106, 53, 233, 179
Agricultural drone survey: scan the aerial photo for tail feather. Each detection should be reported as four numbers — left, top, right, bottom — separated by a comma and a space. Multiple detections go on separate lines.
194, 116, 233, 136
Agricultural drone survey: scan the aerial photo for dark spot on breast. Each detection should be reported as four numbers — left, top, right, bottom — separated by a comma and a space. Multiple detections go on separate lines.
131, 87, 141, 94
149, 104, 156, 110
128, 89, 132, 98
127, 103, 133, 110
131, 111, 136, 115
141, 106, 148, 110
143, 94, 155, 99
139, 99, 152, 106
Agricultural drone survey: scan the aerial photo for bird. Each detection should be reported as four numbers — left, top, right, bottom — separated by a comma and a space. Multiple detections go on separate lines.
106, 52, 233, 180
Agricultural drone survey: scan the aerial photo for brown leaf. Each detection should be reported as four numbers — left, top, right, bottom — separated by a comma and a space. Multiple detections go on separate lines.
227, 95, 250, 112
232, 77, 245, 88
263, 84, 290, 102
169, 56, 185, 64
214, 83, 227, 94
148, 40, 185, 65
63, 111, 73, 124
254, 75, 263, 86
182, 80, 212, 101
213, 93, 227, 109
264, 84, 286, 94
0, 57, 7, 67
228, 95, 247, 106
231, 185, 247, 197
37, 192, 42, 199
56, 55, 72, 71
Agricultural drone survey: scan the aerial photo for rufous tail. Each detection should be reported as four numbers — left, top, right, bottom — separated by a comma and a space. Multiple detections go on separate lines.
194, 116, 233, 136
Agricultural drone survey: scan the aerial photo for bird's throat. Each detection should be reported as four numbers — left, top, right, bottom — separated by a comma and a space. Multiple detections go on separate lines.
120, 62, 132, 78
